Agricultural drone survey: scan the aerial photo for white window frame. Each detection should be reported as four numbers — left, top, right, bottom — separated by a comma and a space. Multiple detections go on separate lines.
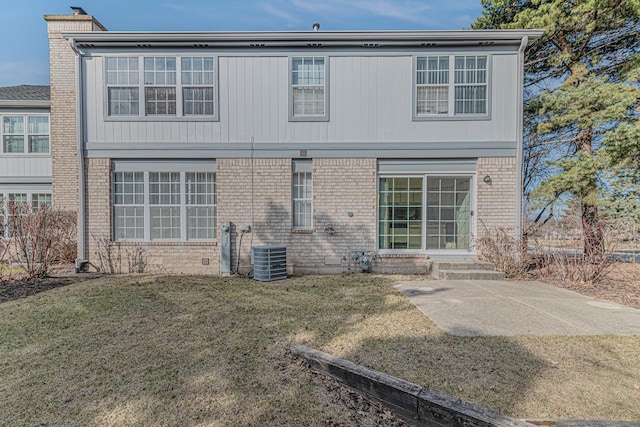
185, 172, 217, 240
104, 55, 218, 121
111, 162, 217, 243
0, 191, 52, 238
377, 170, 477, 255
289, 56, 329, 122
378, 176, 425, 251
292, 160, 313, 231
113, 171, 145, 241
181, 57, 216, 117
144, 57, 177, 116
416, 56, 450, 116
0, 114, 50, 155
105, 57, 140, 116
413, 54, 491, 121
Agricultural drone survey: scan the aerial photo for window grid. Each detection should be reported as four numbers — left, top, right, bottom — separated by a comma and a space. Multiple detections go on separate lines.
426, 177, 471, 250
149, 172, 181, 240
186, 172, 217, 240
182, 57, 215, 116
106, 57, 140, 116
113, 172, 145, 240
144, 57, 177, 116
0, 192, 53, 238
292, 171, 312, 230
416, 56, 449, 115
4, 193, 28, 238
378, 176, 473, 251
113, 169, 217, 242
454, 56, 488, 115
27, 116, 50, 153
3, 116, 24, 153
415, 55, 488, 118
378, 177, 423, 250
291, 57, 326, 117
31, 193, 52, 211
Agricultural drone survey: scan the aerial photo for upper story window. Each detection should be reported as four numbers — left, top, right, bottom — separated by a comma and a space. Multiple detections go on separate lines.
415, 55, 489, 119
454, 56, 488, 115
106, 57, 140, 116
1, 115, 50, 154
144, 57, 177, 116
182, 57, 215, 116
290, 57, 328, 121
106, 56, 217, 120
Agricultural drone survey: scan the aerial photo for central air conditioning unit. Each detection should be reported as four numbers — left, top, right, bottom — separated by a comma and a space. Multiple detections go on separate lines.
251, 245, 287, 282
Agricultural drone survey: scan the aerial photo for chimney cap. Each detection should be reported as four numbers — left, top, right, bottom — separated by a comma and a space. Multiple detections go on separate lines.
312, 22, 320, 31
70, 6, 88, 15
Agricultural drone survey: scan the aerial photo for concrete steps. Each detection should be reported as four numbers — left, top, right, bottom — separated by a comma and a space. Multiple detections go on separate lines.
431, 260, 506, 280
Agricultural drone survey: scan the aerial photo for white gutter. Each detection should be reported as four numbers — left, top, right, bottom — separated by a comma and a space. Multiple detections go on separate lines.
68, 37, 88, 273
515, 35, 529, 245
0, 100, 50, 108
62, 29, 545, 48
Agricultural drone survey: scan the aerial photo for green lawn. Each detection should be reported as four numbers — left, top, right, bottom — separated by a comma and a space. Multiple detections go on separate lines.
1, 274, 639, 425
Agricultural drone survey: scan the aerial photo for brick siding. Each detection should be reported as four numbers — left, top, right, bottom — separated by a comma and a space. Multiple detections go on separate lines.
476, 156, 517, 238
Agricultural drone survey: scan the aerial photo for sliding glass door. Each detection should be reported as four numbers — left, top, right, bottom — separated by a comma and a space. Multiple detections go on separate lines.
426, 176, 471, 250
378, 175, 473, 251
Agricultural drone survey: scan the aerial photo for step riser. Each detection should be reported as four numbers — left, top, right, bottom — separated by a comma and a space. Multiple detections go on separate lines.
438, 270, 506, 280
432, 261, 495, 271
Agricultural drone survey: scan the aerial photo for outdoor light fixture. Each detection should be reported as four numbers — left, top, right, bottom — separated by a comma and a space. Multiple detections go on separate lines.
483, 175, 492, 184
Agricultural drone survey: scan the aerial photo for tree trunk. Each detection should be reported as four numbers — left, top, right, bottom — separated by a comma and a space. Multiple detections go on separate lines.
582, 201, 604, 260
576, 126, 604, 259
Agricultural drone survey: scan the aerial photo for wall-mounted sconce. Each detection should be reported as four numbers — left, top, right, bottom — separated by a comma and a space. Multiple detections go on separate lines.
483, 175, 492, 184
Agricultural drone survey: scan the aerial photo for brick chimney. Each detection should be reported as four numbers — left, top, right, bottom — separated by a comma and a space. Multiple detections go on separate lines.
44, 9, 106, 212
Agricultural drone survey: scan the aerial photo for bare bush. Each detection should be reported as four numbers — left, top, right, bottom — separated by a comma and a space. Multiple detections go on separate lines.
3, 203, 70, 279
50, 211, 77, 262
475, 225, 530, 278
92, 234, 147, 274
529, 220, 617, 285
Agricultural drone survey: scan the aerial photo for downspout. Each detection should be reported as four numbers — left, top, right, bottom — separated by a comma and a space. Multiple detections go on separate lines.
69, 38, 87, 273
515, 36, 528, 248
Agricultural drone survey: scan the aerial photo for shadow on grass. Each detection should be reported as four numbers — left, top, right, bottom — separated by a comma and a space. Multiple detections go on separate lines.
0, 274, 573, 425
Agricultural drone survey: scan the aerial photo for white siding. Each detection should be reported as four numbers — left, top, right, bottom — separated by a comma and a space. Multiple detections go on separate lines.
0, 157, 52, 179
83, 53, 518, 145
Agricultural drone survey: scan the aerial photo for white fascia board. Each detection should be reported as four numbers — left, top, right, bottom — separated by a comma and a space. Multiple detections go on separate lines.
63, 29, 544, 48
0, 100, 50, 109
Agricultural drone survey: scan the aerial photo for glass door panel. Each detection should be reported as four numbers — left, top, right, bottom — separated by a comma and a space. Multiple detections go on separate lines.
426, 176, 471, 249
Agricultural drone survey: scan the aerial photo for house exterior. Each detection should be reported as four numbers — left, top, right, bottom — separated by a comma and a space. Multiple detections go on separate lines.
44, 10, 542, 274
0, 85, 52, 236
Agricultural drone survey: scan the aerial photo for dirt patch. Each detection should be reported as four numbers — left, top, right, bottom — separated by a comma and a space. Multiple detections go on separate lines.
0, 264, 102, 303
543, 263, 640, 310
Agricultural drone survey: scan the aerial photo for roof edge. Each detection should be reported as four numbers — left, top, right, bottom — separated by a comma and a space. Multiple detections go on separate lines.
0, 100, 51, 109
63, 29, 544, 44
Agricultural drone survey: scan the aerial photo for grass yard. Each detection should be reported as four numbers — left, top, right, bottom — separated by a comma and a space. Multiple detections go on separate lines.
1, 274, 639, 425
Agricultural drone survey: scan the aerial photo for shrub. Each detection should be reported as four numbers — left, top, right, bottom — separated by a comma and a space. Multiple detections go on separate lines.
92, 235, 147, 274
1, 203, 75, 279
475, 226, 530, 278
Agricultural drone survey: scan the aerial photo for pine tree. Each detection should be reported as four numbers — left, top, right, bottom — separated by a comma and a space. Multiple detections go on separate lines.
474, 0, 640, 258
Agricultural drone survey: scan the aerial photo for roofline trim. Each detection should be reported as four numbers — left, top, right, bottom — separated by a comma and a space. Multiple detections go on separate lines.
63, 29, 544, 46
0, 100, 51, 108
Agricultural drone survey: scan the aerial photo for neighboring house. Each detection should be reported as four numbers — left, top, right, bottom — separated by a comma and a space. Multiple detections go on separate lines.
44, 9, 542, 274
0, 85, 52, 236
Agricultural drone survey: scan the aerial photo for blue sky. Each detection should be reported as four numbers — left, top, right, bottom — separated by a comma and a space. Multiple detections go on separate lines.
0, 0, 483, 87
